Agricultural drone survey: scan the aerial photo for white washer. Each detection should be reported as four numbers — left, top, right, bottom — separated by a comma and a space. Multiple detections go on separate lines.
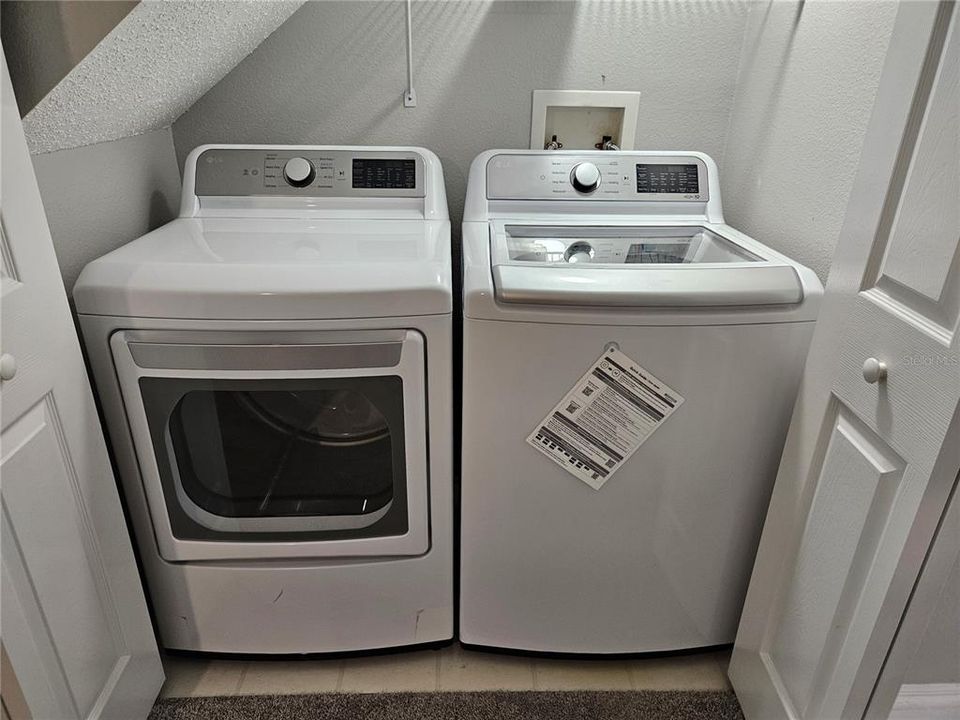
460, 150, 823, 654
75, 145, 453, 654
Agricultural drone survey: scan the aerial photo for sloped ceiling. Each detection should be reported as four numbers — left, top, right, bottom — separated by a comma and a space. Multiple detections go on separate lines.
2, 1, 139, 115
23, 0, 304, 154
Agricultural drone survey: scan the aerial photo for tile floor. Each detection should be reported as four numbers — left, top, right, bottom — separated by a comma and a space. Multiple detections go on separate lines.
160, 644, 732, 697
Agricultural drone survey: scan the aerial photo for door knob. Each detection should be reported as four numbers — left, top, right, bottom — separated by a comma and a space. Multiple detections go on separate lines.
862, 357, 887, 384
0, 353, 17, 381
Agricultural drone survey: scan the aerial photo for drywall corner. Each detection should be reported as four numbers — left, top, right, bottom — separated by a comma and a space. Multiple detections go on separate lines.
717, 0, 899, 280
31, 126, 182, 293
22, 1, 304, 154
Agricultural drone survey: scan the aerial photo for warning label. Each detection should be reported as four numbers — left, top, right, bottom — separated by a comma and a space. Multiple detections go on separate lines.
526, 348, 684, 490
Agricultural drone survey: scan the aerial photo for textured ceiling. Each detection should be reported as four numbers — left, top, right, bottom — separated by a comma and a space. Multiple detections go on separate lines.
23, 0, 304, 154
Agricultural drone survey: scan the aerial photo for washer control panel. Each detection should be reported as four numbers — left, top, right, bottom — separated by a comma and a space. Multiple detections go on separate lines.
195, 148, 425, 197
486, 153, 709, 202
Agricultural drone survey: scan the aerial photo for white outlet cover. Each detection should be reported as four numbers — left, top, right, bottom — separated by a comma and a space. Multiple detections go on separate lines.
531, 90, 641, 150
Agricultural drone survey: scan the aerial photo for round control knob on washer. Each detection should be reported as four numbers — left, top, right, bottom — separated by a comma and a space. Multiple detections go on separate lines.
283, 157, 316, 188
570, 162, 601, 193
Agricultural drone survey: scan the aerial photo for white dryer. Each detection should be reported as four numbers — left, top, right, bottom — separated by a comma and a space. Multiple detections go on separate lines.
75, 145, 453, 654
459, 150, 823, 654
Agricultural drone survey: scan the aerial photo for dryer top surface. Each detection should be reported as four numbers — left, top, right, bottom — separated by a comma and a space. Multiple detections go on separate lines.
74, 217, 452, 321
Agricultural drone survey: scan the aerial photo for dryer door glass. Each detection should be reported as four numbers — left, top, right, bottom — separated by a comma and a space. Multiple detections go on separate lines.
171, 387, 392, 517
138, 375, 410, 542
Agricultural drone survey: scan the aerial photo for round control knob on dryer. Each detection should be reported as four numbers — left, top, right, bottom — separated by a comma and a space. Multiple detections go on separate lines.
570, 162, 601, 193
283, 157, 316, 188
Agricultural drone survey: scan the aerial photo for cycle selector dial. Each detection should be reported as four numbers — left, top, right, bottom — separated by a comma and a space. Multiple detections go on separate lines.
283, 157, 316, 188
570, 162, 601, 194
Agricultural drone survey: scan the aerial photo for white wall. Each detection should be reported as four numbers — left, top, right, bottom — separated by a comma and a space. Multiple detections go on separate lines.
719, 0, 899, 281
904, 553, 960, 684
27, 0, 908, 294
172, 0, 752, 225
31, 127, 182, 294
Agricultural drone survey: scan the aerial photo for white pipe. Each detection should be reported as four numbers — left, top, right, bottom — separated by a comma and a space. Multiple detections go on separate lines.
404, 0, 417, 106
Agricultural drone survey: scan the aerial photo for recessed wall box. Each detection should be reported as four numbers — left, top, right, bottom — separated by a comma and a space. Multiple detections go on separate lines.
530, 90, 641, 150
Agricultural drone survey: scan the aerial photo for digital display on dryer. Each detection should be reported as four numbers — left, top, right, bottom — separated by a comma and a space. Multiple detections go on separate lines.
352, 159, 416, 189
636, 164, 699, 194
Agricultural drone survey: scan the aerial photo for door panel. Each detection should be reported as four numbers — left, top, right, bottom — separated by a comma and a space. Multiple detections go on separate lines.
873, 14, 958, 304
729, 3, 960, 719
2, 398, 124, 716
1, 450, 158, 720
767, 404, 905, 718
2, 542, 71, 720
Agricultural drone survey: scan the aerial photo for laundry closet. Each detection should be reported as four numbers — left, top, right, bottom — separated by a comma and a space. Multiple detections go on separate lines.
1, 2, 956, 719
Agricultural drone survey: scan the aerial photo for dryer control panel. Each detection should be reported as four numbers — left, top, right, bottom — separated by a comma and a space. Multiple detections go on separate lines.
194, 148, 426, 198
486, 153, 709, 202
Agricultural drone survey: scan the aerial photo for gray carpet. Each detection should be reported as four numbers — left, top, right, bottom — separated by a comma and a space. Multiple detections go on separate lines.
149, 690, 744, 719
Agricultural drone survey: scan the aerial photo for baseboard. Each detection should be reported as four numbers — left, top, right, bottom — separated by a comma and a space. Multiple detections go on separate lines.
889, 683, 960, 720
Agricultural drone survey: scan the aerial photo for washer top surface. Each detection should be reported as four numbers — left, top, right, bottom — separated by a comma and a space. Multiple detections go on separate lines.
74, 145, 452, 321
461, 150, 823, 324
499, 223, 760, 265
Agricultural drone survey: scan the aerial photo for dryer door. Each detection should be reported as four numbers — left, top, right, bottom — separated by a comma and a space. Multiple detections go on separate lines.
110, 329, 429, 561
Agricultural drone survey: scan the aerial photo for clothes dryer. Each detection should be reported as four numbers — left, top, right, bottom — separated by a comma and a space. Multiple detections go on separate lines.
76, 145, 453, 653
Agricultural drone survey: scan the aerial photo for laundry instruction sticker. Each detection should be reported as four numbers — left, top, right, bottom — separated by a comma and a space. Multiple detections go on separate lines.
526, 348, 684, 490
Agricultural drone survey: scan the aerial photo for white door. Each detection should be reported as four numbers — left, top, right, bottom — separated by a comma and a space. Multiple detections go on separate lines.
0, 53, 163, 719
728, 2, 960, 719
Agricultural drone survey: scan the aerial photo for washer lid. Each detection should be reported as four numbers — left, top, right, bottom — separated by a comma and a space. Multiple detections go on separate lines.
74, 217, 452, 319
491, 224, 803, 307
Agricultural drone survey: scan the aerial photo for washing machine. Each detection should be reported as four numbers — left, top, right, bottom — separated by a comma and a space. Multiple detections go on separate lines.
459, 150, 823, 654
75, 145, 453, 654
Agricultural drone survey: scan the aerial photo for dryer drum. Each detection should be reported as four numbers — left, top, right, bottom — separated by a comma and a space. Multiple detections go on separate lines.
236, 389, 390, 446
167, 388, 396, 519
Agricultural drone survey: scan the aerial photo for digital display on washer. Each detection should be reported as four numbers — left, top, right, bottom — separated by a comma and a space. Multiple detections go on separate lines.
352, 159, 416, 189
636, 164, 699, 194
